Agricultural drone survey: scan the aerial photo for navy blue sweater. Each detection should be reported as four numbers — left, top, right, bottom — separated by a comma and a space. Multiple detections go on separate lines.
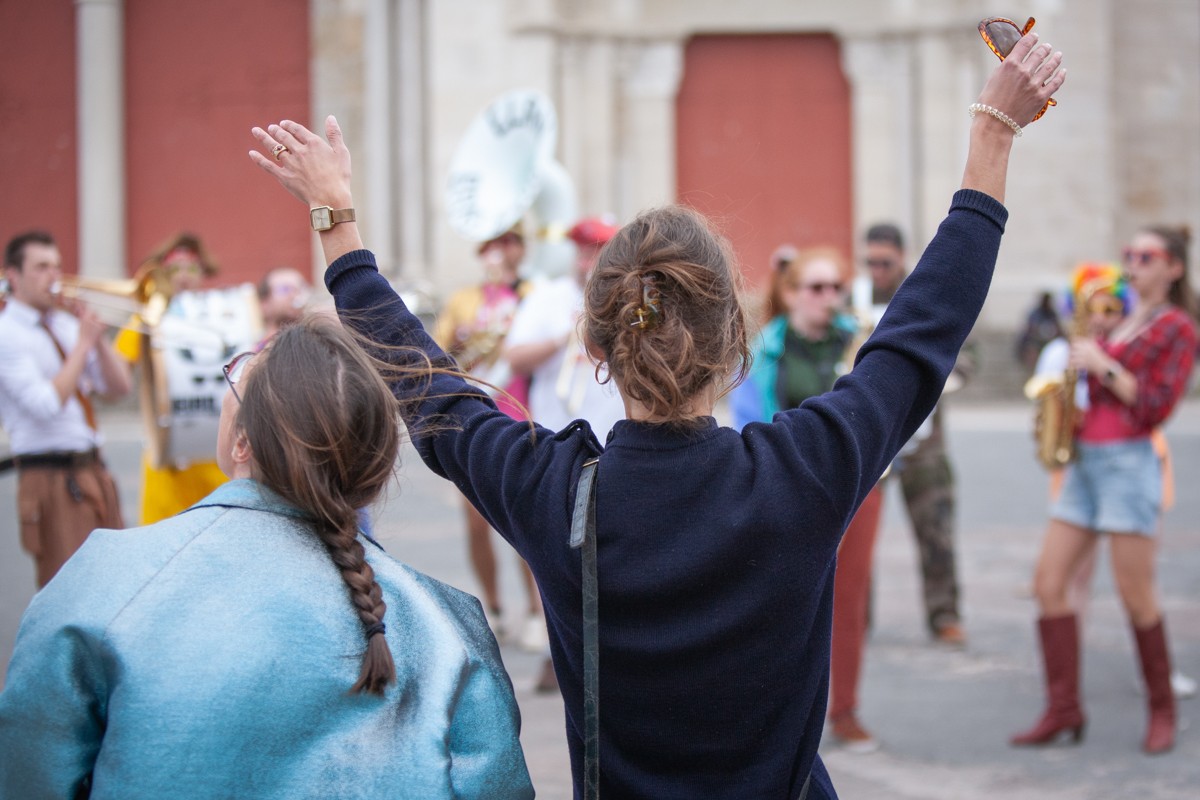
326, 190, 1007, 799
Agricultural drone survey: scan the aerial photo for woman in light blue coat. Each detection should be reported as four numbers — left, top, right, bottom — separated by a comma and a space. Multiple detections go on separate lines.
0, 317, 534, 800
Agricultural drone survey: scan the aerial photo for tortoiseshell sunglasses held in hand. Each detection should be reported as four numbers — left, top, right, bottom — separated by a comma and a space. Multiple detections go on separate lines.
978, 16, 1058, 122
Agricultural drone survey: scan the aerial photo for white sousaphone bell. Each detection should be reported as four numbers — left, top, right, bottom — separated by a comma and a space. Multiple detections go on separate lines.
445, 88, 578, 279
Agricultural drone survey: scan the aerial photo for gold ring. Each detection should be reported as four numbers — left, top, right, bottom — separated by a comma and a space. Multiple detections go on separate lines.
271, 143, 290, 160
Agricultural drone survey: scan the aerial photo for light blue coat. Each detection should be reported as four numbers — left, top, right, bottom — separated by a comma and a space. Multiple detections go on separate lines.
0, 480, 534, 800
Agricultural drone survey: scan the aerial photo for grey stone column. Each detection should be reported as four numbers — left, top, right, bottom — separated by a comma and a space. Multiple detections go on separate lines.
616, 39, 683, 218
75, 0, 125, 279
842, 35, 916, 254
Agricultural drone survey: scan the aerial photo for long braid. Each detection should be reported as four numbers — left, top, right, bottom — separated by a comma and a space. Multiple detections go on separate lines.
237, 317, 402, 696
314, 499, 395, 695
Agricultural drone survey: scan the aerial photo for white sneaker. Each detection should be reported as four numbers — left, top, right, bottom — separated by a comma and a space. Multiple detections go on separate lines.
518, 614, 549, 653
485, 609, 507, 644
1132, 669, 1197, 699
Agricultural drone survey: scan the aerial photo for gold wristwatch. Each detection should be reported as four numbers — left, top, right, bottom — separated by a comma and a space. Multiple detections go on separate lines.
310, 206, 355, 232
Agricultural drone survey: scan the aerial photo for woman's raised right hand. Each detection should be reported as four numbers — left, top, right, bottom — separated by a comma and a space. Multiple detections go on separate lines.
976, 32, 1065, 128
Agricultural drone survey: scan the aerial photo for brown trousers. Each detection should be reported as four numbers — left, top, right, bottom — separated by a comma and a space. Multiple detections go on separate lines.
17, 461, 123, 587
829, 484, 885, 720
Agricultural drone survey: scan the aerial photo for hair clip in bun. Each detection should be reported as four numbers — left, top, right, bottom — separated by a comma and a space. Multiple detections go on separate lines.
630, 278, 663, 331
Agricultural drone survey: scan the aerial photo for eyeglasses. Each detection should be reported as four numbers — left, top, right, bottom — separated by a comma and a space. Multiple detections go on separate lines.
801, 281, 844, 295
977, 17, 1057, 122
864, 258, 897, 270
1122, 247, 1170, 267
222, 351, 256, 403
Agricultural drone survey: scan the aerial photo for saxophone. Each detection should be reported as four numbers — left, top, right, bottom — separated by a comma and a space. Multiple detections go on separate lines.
1025, 282, 1096, 470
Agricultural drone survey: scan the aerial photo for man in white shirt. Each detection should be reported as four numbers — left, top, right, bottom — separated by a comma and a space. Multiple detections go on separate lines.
0, 231, 132, 586
505, 217, 626, 443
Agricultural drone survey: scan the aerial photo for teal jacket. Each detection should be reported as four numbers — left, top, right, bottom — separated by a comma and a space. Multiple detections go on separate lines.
731, 312, 859, 428
0, 480, 533, 800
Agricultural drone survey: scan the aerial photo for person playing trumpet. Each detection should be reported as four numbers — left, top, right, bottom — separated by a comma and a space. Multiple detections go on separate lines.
0, 230, 132, 586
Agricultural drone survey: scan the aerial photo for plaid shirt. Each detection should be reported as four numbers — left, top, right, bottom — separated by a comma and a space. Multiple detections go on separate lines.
1087, 306, 1197, 437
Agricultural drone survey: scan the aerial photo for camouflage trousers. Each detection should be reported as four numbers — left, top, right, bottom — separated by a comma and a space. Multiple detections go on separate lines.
889, 424, 961, 634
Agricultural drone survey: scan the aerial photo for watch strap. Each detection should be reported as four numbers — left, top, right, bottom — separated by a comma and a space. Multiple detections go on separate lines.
329, 207, 355, 225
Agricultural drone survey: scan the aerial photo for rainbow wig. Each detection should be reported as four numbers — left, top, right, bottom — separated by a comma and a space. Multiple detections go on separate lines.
1063, 261, 1131, 316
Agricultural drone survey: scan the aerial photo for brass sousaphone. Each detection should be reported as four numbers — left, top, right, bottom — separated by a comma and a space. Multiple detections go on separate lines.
445, 88, 579, 280
443, 89, 579, 387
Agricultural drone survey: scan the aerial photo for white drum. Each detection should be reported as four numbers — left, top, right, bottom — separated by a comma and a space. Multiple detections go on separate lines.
138, 285, 263, 469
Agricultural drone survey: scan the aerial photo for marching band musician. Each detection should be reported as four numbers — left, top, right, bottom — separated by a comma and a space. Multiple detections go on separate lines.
504, 217, 626, 441
432, 225, 545, 650
503, 215, 627, 691
1012, 227, 1197, 754
0, 231, 132, 587
114, 233, 228, 524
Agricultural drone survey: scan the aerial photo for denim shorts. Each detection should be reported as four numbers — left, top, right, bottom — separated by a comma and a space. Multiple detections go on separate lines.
1050, 438, 1161, 536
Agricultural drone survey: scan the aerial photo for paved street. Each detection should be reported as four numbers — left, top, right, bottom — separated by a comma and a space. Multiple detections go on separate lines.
2, 399, 1198, 799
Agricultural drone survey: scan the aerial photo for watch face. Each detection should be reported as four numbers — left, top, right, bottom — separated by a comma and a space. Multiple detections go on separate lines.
311, 207, 332, 231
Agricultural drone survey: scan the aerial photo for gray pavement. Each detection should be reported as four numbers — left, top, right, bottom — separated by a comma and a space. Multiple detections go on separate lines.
2, 399, 1199, 799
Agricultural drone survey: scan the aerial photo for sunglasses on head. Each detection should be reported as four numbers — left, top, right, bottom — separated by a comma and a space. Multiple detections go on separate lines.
977, 17, 1057, 122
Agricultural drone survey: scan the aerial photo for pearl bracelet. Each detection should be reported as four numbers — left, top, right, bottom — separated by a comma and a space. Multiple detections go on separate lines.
968, 103, 1022, 138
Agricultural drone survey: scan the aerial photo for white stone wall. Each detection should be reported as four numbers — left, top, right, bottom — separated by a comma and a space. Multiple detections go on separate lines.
309, 0, 1200, 328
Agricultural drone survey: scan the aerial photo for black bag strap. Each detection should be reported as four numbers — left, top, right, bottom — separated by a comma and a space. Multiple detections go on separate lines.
568, 455, 809, 800
570, 456, 600, 800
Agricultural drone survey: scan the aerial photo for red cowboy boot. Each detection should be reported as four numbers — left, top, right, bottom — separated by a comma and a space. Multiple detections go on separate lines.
1134, 619, 1176, 754
1011, 614, 1086, 746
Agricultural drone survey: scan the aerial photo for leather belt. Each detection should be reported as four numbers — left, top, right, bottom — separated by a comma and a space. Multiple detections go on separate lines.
1, 449, 101, 473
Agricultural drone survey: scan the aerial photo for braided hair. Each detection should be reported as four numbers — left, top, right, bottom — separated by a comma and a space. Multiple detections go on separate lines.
236, 317, 401, 695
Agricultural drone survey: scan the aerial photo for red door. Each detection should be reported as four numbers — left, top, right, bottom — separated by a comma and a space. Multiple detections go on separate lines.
676, 34, 853, 292
125, 0, 311, 283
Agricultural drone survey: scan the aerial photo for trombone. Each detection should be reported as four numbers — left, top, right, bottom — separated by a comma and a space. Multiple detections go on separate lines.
50, 266, 173, 334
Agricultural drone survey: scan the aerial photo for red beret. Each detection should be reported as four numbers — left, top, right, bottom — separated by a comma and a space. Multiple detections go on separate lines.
567, 217, 619, 247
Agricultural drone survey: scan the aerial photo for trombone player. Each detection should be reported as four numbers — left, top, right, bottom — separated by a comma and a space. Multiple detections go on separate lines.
0, 230, 131, 587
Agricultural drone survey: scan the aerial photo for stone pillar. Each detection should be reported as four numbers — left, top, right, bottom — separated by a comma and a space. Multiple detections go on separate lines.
363, 0, 397, 273
396, 0, 431, 279
75, 0, 124, 279
310, 0, 366, 283
616, 39, 684, 218
559, 36, 619, 218
842, 35, 916, 256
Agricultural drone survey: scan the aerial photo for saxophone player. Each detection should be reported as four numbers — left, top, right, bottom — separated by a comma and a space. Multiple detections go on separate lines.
1012, 227, 1197, 754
